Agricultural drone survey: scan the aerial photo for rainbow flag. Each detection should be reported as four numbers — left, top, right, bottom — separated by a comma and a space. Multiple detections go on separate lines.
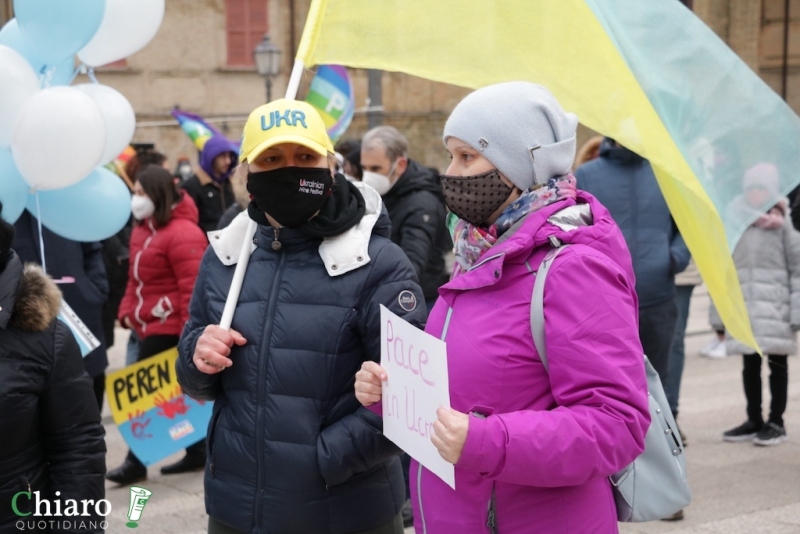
305, 65, 354, 143
291, 0, 800, 352
171, 109, 231, 152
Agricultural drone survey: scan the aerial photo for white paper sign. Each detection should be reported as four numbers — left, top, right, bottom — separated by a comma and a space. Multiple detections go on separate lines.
379, 305, 455, 489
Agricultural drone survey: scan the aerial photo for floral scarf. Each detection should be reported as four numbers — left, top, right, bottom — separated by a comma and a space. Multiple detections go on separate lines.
450, 174, 577, 277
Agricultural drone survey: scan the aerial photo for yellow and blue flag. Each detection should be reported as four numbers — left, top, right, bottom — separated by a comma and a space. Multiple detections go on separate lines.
294, 0, 800, 351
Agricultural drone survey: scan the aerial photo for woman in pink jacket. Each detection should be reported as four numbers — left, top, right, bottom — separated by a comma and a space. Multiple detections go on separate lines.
356, 82, 650, 533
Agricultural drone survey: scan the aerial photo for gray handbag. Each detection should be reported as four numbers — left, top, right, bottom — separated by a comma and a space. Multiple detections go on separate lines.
530, 242, 691, 522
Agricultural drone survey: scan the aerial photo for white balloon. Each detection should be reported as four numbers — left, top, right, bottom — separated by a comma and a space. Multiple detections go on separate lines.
75, 84, 135, 164
0, 45, 40, 148
77, 0, 165, 67
11, 86, 106, 191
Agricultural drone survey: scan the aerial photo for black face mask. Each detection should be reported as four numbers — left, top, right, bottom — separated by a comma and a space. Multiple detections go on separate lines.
440, 169, 514, 226
247, 167, 333, 228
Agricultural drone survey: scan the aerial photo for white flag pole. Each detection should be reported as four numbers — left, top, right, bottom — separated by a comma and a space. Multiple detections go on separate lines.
218, 218, 257, 330
219, 59, 307, 330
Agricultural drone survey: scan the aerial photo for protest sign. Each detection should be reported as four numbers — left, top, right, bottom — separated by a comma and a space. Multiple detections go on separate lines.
105, 347, 213, 465
379, 305, 454, 489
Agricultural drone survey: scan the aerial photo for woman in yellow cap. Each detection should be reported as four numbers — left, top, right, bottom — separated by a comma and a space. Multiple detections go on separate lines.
177, 99, 424, 534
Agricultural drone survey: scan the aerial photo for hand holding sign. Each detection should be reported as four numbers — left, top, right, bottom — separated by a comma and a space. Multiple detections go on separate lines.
432, 407, 469, 465
356, 353, 467, 467
355, 361, 386, 406
379, 305, 455, 489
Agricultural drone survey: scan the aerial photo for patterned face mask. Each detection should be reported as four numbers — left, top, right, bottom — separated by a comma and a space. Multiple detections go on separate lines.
440, 169, 514, 226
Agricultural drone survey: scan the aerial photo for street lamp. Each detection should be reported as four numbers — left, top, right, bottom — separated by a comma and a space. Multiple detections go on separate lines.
253, 34, 282, 102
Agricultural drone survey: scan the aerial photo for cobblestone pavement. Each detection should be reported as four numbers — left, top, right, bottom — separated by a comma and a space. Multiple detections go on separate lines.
100, 286, 800, 533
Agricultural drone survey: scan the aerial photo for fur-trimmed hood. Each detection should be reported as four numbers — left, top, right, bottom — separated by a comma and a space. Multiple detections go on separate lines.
0, 252, 62, 332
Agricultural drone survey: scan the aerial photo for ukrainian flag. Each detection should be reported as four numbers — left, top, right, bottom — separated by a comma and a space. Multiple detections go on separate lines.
292, 0, 800, 351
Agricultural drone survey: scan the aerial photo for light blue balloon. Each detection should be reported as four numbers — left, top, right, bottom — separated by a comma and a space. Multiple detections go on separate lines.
13, 0, 105, 65
26, 167, 131, 242
0, 148, 30, 223
0, 19, 76, 86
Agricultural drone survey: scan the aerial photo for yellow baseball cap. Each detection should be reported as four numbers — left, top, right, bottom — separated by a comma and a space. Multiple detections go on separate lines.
240, 99, 335, 163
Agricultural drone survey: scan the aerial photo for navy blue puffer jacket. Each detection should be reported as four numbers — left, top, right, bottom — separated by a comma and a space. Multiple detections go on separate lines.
177, 191, 426, 533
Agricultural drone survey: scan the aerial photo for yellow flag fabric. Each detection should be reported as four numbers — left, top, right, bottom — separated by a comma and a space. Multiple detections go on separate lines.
296, 0, 762, 351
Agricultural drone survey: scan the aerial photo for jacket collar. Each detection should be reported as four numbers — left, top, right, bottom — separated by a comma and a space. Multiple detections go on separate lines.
193, 168, 218, 188
207, 181, 383, 277
0, 253, 62, 332
443, 195, 596, 293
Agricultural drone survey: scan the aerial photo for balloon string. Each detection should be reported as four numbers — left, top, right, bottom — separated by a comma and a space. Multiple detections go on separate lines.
87, 67, 98, 84
39, 65, 53, 89
34, 191, 46, 274
67, 64, 83, 86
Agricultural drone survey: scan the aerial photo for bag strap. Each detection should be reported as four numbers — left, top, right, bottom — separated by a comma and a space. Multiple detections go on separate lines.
530, 239, 570, 373
441, 307, 454, 341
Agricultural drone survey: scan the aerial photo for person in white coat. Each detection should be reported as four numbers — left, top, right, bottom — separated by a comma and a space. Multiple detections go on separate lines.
713, 163, 800, 446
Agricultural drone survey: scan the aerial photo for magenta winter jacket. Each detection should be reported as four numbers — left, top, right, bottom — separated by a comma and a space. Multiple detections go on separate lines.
411, 192, 650, 534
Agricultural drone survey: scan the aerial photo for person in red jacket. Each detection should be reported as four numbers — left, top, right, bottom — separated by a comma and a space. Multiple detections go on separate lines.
107, 164, 208, 485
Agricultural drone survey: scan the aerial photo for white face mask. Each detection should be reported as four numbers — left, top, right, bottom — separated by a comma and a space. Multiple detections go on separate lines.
361, 159, 399, 196
131, 195, 155, 221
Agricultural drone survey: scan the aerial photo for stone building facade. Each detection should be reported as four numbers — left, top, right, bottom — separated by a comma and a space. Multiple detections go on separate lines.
0, 0, 797, 173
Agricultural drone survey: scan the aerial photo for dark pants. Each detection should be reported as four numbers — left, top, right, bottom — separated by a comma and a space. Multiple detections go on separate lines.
639, 299, 678, 389
401, 453, 411, 499
138, 334, 180, 362
208, 514, 403, 534
665, 285, 694, 416
743, 353, 789, 427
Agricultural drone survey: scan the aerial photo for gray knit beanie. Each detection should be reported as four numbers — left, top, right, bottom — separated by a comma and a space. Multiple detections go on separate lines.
443, 82, 578, 190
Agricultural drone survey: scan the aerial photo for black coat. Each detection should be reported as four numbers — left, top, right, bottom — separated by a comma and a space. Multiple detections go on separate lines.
182, 174, 235, 234
0, 253, 106, 532
177, 213, 426, 533
382, 160, 451, 300
101, 218, 133, 347
12, 211, 109, 378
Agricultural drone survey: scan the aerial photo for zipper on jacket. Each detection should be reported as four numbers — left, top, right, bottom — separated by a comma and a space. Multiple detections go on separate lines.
253, 251, 286, 531
271, 227, 282, 250
469, 252, 505, 272
131, 223, 157, 333
417, 462, 427, 534
487, 484, 498, 534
